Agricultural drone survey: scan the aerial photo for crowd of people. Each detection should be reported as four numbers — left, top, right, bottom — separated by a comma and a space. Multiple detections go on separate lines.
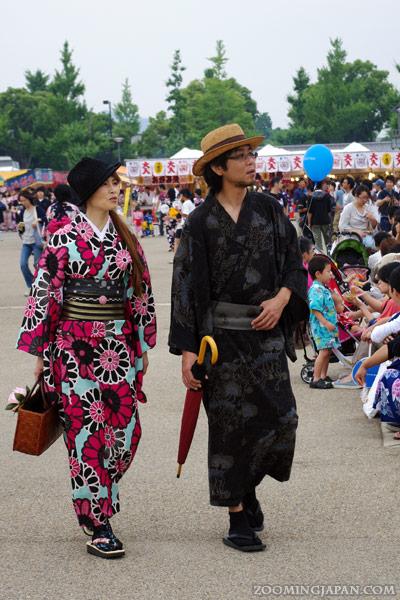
5, 169, 400, 441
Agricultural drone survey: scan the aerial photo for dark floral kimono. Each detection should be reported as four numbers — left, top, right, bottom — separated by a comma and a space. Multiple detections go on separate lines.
17, 213, 156, 529
169, 191, 308, 507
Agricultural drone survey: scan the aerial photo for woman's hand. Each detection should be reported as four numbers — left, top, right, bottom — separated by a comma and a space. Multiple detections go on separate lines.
34, 357, 44, 380
142, 352, 149, 376
182, 351, 201, 390
355, 364, 367, 386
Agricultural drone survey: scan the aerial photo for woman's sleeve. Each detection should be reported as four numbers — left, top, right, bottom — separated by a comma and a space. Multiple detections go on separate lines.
128, 240, 156, 353
371, 313, 400, 344
16, 237, 69, 357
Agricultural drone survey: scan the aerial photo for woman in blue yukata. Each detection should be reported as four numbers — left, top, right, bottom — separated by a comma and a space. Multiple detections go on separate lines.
17, 158, 156, 559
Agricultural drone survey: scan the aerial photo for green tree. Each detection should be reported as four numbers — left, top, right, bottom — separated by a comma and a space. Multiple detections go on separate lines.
254, 112, 272, 138
279, 38, 400, 143
287, 66, 310, 128
179, 76, 256, 150
207, 40, 228, 79
137, 111, 171, 158
113, 78, 140, 159
25, 69, 49, 93
50, 41, 85, 101
166, 49, 187, 151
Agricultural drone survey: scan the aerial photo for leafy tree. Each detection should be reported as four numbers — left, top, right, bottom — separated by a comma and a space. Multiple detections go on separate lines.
50, 41, 85, 102
166, 49, 187, 151
278, 38, 400, 143
113, 78, 140, 159
207, 40, 228, 79
254, 112, 272, 138
287, 66, 310, 128
137, 111, 171, 158
25, 69, 49, 93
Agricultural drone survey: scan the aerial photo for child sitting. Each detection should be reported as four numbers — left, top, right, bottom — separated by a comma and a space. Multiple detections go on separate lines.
308, 256, 340, 389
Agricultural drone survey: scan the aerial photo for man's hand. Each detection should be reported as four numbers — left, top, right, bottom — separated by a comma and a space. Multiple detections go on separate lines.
34, 357, 44, 380
182, 351, 202, 390
251, 290, 290, 331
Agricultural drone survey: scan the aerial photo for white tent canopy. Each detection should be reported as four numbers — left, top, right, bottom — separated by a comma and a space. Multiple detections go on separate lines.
170, 147, 203, 159
258, 144, 292, 157
340, 141, 370, 153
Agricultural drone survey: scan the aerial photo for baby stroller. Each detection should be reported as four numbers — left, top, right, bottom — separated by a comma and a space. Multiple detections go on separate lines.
330, 231, 369, 269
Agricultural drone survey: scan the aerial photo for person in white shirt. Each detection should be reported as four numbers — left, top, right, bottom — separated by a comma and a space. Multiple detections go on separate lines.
339, 184, 379, 247
181, 189, 196, 218
368, 232, 391, 272
342, 176, 355, 207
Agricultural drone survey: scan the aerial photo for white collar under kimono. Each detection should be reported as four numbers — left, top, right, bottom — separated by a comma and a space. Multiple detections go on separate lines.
81, 212, 110, 241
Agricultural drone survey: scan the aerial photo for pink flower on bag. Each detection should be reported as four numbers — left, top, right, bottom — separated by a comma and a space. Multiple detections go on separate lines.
7, 387, 26, 407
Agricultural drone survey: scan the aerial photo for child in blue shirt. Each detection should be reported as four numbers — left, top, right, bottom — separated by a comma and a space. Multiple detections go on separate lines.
308, 256, 340, 389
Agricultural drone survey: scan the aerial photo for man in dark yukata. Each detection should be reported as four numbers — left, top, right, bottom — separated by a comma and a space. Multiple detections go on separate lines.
169, 124, 308, 553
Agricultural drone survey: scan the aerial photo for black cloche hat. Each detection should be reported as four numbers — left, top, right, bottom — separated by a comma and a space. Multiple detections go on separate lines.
67, 157, 121, 206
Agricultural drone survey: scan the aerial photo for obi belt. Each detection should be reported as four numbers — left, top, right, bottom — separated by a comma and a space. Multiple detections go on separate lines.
62, 278, 126, 321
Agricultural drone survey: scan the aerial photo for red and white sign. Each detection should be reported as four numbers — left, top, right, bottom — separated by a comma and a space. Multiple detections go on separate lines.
126, 160, 140, 178
333, 154, 342, 170
166, 160, 177, 175
343, 153, 354, 169
255, 157, 265, 173
266, 157, 277, 173
291, 155, 303, 171
178, 160, 190, 176
140, 161, 151, 176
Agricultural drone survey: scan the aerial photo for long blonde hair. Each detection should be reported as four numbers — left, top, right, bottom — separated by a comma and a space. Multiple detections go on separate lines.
109, 210, 144, 296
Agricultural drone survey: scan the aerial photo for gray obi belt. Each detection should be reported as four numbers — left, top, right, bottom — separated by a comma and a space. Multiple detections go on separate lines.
212, 301, 262, 330
62, 278, 126, 321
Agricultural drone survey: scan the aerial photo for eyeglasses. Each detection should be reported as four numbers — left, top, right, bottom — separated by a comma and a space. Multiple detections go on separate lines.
227, 150, 258, 162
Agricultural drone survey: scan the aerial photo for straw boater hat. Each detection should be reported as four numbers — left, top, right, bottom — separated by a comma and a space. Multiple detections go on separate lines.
192, 124, 264, 176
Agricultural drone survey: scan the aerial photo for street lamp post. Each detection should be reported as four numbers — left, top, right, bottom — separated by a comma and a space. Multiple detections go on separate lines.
102, 100, 113, 139
114, 137, 124, 162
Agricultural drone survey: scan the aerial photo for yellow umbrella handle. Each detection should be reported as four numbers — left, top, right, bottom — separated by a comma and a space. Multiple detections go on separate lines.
197, 335, 218, 366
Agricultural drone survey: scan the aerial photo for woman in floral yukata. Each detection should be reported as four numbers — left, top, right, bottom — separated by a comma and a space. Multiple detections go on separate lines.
17, 158, 156, 559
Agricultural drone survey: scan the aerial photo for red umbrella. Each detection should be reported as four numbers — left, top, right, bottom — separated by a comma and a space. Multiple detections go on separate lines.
176, 336, 218, 478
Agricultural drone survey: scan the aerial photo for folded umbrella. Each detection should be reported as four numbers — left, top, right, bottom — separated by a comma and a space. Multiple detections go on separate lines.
176, 335, 218, 478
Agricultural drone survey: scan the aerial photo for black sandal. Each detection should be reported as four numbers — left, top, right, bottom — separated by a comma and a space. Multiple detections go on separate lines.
86, 523, 125, 559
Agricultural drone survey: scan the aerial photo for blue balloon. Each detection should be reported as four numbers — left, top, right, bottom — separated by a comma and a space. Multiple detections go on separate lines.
303, 144, 334, 182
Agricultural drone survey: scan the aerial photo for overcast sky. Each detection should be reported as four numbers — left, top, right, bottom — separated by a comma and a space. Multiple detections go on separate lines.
1, 0, 399, 131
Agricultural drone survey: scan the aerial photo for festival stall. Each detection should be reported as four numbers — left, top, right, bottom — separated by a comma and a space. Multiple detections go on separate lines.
124, 142, 400, 183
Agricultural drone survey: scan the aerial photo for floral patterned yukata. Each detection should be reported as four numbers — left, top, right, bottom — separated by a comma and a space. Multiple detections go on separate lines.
17, 213, 156, 530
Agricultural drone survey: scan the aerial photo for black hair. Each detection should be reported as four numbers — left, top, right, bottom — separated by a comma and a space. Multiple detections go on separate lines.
19, 191, 35, 205
390, 266, 400, 293
308, 255, 331, 280
270, 176, 281, 187
159, 184, 166, 190
195, 188, 202, 196
180, 188, 192, 200
299, 236, 313, 255
373, 231, 390, 246
306, 183, 314, 192
203, 151, 230, 194
342, 176, 355, 189
385, 175, 395, 184
377, 262, 400, 283
354, 184, 371, 198
167, 188, 176, 202
388, 206, 400, 219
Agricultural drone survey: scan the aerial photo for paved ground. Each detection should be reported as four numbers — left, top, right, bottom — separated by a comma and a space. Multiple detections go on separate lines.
1, 232, 399, 600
